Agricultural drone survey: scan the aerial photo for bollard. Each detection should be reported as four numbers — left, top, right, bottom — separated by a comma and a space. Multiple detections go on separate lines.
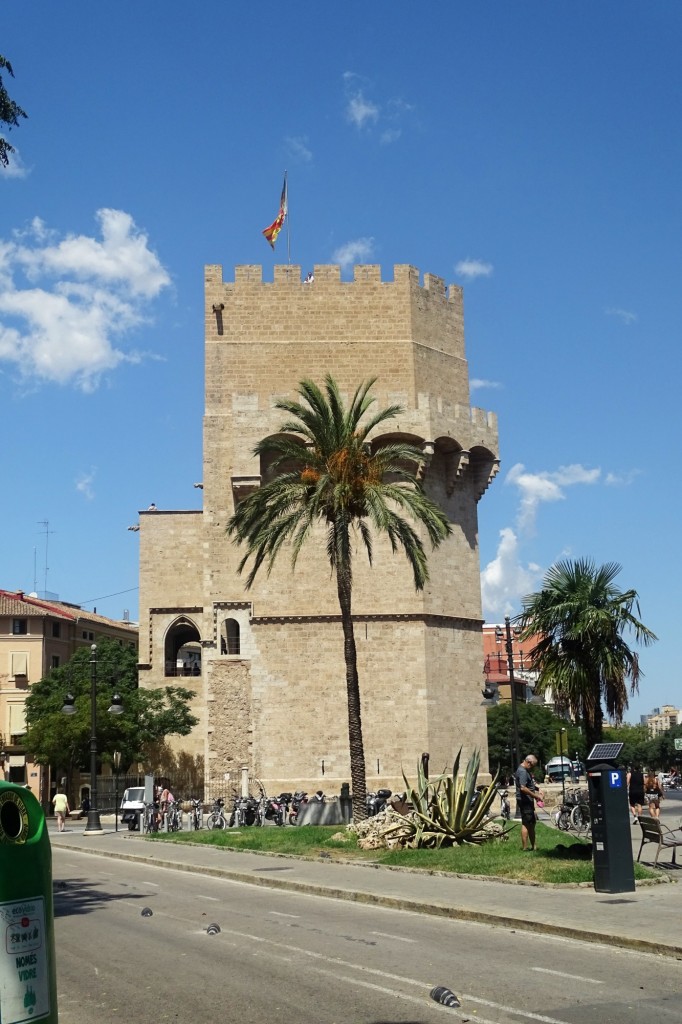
0, 781, 58, 1023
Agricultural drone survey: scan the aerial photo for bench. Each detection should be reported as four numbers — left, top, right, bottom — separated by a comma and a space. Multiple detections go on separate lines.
636, 814, 682, 867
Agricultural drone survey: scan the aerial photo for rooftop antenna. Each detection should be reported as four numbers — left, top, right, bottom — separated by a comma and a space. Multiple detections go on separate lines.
33, 546, 37, 593
37, 520, 55, 595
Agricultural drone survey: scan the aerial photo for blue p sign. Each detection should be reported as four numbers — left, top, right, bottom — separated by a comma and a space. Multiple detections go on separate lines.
609, 771, 622, 787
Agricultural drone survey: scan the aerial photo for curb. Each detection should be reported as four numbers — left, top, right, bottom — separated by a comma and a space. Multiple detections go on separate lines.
55, 841, 682, 959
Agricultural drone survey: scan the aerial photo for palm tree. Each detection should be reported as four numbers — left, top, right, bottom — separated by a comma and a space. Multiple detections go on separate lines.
226, 375, 451, 820
517, 559, 656, 753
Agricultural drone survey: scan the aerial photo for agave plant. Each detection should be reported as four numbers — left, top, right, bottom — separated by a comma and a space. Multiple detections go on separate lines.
385, 748, 509, 848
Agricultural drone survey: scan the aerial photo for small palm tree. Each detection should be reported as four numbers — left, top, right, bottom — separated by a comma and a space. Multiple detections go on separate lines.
517, 559, 656, 753
227, 375, 451, 820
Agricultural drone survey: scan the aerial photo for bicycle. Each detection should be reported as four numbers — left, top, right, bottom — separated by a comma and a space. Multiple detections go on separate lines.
143, 802, 159, 834
206, 797, 229, 830
165, 801, 181, 832
496, 788, 511, 821
189, 798, 203, 830
570, 800, 591, 837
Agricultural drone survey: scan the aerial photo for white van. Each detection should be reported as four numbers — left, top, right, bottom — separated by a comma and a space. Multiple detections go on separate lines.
120, 786, 145, 830
544, 756, 573, 782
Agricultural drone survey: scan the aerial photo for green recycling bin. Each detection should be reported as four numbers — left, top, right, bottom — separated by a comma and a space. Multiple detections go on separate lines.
0, 781, 58, 1023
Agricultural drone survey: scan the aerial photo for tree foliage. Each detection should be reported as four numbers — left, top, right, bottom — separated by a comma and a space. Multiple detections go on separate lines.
486, 702, 585, 780
227, 375, 451, 820
24, 638, 198, 773
516, 559, 656, 752
0, 55, 27, 167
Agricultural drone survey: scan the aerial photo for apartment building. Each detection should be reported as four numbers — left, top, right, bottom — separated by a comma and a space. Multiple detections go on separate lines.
0, 589, 137, 801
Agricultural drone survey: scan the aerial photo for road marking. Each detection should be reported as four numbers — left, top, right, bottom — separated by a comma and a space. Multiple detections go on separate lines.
461, 993, 573, 1023
269, 911, 300, 918
532, 967, 603, 984
370, 930, 416, 943
197, 895, 220, 901
216, 925, 574, 1024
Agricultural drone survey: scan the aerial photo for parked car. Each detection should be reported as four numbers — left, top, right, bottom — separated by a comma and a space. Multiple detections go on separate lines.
120, 786, 146, 831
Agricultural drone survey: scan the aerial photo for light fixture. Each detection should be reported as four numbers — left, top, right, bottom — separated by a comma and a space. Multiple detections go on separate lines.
108, 694, 125, 715
61, 693, 76, 715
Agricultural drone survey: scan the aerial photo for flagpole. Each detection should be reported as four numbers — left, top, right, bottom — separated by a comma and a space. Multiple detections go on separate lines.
285, 169, 291, 265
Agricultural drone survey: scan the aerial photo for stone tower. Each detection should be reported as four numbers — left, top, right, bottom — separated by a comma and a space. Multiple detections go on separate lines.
137, 263, 499, 792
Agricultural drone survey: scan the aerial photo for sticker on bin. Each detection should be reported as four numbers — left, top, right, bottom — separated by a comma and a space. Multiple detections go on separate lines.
0, 896, 50, 1023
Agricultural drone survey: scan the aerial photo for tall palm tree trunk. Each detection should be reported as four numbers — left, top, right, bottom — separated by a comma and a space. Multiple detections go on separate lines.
335, 566, 368, 821
583, 685, 604, 756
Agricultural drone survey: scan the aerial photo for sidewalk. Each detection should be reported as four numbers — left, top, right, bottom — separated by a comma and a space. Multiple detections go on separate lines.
51, 823, 682, 959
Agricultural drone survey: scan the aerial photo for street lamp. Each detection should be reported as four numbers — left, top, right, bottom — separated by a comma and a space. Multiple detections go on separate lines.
61, 644, 124, 834
496, 617, 522, 771
113, 750, 121, 832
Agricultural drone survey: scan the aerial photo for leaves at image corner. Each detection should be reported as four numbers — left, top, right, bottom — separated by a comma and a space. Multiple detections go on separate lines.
0, 55, 28, 167
24, 637, 198, 772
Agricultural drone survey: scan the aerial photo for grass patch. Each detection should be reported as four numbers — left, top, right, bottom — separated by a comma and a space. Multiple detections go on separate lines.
148, 821, 658, 885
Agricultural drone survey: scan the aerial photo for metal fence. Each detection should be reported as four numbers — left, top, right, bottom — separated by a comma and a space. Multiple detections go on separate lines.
79, 773, 233, 812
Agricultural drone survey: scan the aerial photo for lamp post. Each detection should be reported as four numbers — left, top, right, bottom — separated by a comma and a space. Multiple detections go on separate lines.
113, 750, 121, 832
61, 643, 124, 834
496, 617, 522, 772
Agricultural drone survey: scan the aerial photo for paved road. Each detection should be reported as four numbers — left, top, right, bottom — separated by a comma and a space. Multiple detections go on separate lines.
52, 846, 681, 1024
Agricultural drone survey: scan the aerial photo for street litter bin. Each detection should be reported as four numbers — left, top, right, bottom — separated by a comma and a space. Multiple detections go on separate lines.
0, 780, 58, 1022
586, 743, 635, 894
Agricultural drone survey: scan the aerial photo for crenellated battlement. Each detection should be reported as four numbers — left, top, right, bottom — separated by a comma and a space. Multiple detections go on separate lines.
206, 262, 459, 299
205, 263, 464, 356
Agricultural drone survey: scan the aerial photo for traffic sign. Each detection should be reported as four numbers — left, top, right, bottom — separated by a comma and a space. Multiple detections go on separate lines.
674, 738, 682, 751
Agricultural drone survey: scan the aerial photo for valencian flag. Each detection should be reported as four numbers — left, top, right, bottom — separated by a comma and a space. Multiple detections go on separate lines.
262, 175, 287, 249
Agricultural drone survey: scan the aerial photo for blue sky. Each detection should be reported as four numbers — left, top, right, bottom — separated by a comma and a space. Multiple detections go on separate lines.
2, 2, 679, 722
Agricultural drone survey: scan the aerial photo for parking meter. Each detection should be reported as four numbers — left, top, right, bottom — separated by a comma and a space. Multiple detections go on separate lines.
0, 781, 58, 1023
586, 746, 635, 894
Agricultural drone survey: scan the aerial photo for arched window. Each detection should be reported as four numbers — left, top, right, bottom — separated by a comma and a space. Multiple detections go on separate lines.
220, 618, 240, 656
164, 617, 201, 677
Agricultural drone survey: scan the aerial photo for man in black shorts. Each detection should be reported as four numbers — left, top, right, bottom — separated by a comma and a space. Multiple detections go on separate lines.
515, 754, 544, 851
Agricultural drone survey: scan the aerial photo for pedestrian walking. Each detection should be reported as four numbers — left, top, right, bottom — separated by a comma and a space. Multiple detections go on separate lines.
514, 754, 544, 851
52, 789, 70, 832
627, 765, 645, 823
644, 772, 664, 819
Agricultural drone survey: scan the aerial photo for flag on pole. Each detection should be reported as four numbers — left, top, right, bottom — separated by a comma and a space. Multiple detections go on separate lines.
262, 175, 287, 249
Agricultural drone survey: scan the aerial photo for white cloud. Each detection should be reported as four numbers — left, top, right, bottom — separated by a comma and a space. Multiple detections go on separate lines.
0, 209, 170, 389
332, 237, 375, 272
0, 145, 29, 179
380, 129, 401, 145
342, 73, 413, 141
285, 135, 312, 163
605, 469, 641, 486
506, 462, 601, 533
605, 307, 637, 326
76, 468, 96, 500
455, 259, 493, 280
470, 378, 502, 391
481, 527, 543, 619
346, 92, 380, 129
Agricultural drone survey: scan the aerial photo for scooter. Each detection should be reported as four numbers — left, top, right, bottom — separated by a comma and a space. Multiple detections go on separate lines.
289, 790, 308, 825
366, 788, 392, 816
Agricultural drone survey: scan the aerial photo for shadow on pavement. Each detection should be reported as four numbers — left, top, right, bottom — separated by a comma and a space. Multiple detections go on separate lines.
53, 878, 154, 918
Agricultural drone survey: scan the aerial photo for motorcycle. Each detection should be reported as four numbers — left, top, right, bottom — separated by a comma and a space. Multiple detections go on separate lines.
288, 790, 308, 825
262, 792, 289, 827
366, 788, 392, 816
229, 793, 260, 827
